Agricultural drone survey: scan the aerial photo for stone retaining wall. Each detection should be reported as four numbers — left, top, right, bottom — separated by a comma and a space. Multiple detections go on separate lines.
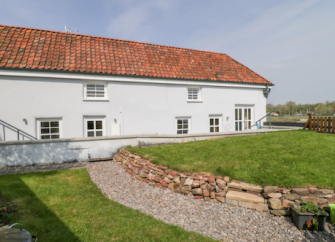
114, 148, 335, 216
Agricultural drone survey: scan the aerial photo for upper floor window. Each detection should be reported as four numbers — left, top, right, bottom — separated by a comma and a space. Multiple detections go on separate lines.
187, 87, 202, 102
37, 118, 62, 139
84, 83, 108, 100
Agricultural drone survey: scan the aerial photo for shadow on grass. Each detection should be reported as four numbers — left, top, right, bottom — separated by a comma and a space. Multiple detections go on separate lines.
0, 169, 215, 242
0, 172, 80, 241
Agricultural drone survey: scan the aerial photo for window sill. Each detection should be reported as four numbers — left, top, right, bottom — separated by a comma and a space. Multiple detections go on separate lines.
83, 99, 109, 102
187, 100, 203, 103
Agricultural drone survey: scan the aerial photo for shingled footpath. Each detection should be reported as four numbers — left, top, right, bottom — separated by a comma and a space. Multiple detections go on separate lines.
87, 161, 335, 242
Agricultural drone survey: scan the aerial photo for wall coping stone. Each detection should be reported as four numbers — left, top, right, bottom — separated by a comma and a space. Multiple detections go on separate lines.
0, 129, 279, 146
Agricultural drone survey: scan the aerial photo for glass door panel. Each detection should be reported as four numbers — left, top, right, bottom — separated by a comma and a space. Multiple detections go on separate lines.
235, 107, 253, 131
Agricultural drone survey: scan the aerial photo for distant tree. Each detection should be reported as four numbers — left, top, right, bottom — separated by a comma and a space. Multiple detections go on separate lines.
266, 103, 275, 112
315, 103, 327, 115
285, 101, 296, 116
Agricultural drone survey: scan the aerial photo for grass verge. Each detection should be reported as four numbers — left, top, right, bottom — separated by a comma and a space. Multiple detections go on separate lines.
127, 130, 335, 188
0, 169, 215, 242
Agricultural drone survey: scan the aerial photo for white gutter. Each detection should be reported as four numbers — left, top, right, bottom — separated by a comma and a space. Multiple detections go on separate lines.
0, 69, 272, 90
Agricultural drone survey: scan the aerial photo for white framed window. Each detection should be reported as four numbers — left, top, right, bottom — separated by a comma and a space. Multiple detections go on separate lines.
84, 83, 108, 100
84, 117, 106, 137
187, 87, 202, 102
37, 118, 62, 140
176, 117, 191, 134
235, 106, 253, 131
209, 115, 222, 133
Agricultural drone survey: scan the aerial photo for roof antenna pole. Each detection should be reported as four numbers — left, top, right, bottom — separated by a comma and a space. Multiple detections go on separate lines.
64, 25, 79, 33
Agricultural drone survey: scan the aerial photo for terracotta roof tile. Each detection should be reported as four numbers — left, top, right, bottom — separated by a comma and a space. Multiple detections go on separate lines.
0, 24, 272, 85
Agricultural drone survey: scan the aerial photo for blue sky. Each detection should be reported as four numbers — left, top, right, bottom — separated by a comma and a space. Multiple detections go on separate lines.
1, 0, 334, 104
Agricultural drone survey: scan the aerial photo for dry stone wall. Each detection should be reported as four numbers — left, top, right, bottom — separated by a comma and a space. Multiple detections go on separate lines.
113, 148, 335, 216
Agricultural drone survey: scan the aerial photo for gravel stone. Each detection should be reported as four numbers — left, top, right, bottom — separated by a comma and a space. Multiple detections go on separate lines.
87, 161, 335, 242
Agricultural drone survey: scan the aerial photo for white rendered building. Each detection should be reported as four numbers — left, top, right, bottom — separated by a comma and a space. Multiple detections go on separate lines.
0, 25, 273, 142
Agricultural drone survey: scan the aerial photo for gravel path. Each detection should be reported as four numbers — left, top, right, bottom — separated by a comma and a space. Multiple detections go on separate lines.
87, 161, 335, 242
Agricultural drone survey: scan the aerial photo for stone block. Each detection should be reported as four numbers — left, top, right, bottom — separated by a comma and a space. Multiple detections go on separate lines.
208, 176, 215, 183
267, 193, 282, 199
159, 179, 168, 187
168, 183, 175, 190
279, 188, 290, 194
216, 197, 225, 203
228, 181, 263, 193
203, 189, 210, 197
271, 209, 291, 216
192, 180, 200, 187
194, 196, 204, 199
181, 186, 192, 194
207, 184, 215, 191
216, 179, 226, 190
167, 174, 174, 180
318, 189, 334, 195
292, 188, 309, 195
211, 191, 216, 199
215, 192, 226, 197
239, 201, 269, 212
268, 199, 283, 210
224, 176, 230, 183
174, 177, 180, 184
301, 196, 328, 205
264, 186, 278, 193
282, 199, 294, 208
201, 183, 208, 190
169, 171, 177, 176
284, 193, 300, 200
192, 188, 203, 196
184, 178, 193, 186
308, 187, 318, 194
164, 177, 171, 184
226, 191, 264, 204
180, 177, 186, 186
216, 185, 224, 193
226, 198, 239, 206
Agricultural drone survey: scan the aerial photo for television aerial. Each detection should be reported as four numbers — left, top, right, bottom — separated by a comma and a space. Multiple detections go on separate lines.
64, 25, 79, 33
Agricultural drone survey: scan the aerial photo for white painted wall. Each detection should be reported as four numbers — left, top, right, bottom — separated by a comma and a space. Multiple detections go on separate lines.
0, 70, 268, 141
0, 130, 273, 167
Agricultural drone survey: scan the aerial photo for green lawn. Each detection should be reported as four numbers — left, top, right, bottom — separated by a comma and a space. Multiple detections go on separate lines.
127, 130, 335, 188
0, 169, 215, 242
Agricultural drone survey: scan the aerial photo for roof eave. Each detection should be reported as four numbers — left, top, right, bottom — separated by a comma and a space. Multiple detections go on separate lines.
0, 66, 274, 86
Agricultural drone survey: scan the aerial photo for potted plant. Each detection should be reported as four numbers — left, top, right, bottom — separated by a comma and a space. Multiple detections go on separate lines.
291, 202, 329, 231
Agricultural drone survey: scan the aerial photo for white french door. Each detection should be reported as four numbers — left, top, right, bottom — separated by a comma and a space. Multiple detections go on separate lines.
235, 107, 252, 131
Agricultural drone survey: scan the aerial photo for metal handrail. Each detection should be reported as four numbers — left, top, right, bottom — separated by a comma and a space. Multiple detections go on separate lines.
0, 119, 37, 140
250, 110, 281, 129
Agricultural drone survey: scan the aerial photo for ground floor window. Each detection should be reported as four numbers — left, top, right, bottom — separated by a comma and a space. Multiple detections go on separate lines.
37, 118, 62, 139
84, 117, 105, 137
176, 117, 190, 134
209, 116, 222, 132
235, 107, 253, 131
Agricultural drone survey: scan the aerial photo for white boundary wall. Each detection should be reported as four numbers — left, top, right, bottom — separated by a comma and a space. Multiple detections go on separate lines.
0, 130, 273, 167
